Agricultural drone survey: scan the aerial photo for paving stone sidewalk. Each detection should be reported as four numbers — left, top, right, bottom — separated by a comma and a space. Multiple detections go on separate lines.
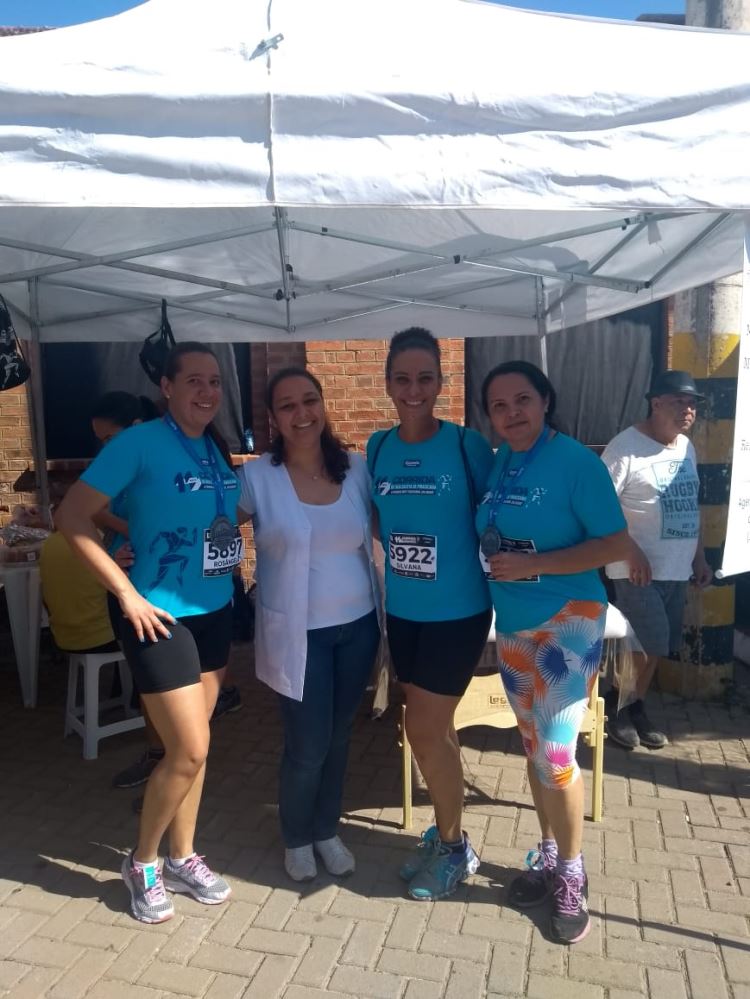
1, 640, 749, 999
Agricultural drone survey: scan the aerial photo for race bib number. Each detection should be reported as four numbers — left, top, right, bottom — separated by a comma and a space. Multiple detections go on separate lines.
480, 535, 539, 583
202, 528, 244, 577
389, 532, 437, 581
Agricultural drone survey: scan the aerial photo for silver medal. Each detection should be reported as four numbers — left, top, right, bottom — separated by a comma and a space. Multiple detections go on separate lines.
480, 525, 503, 558
208, 515, 236, 546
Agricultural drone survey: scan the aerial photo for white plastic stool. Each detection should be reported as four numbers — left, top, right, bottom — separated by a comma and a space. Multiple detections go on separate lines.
64, 650, 145, 760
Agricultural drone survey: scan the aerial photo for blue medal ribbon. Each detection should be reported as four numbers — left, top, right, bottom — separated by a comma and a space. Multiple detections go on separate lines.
484, 425, 551, 537
163, 413, 227, 519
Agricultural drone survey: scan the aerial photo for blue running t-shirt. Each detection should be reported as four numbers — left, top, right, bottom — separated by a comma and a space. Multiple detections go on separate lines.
476, 432, 626, 633
367, 421, 492, 622
82, 419, 239, 619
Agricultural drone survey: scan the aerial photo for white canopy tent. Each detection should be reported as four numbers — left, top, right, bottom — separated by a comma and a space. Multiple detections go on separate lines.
0, 0, 749, 349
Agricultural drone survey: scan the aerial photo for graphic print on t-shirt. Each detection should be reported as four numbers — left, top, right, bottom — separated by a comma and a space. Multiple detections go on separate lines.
174, 469, 237, 494
148, 527, 197, 588
375, 473, 437, 497
652, 459, 700, 540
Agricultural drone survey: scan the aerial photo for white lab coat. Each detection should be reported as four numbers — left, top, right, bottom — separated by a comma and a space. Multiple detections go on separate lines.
238, 452, 381, 701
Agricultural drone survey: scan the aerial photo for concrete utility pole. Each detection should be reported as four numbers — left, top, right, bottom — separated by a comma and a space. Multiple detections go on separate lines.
660, 0, 750, 698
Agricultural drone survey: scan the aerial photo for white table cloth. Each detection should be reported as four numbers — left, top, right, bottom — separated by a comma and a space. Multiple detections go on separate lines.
0, 562, 42, 708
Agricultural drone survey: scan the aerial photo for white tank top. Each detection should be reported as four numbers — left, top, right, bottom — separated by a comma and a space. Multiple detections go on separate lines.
302, 491, 375, 630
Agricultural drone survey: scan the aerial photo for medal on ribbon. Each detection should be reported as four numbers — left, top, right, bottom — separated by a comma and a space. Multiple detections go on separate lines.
480, 524, 503, 558
208, 514, 236, 546
482, 426, 551, 567
163, 415, 242, 577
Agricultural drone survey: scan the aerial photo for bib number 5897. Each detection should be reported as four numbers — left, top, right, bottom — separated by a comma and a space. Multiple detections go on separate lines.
208, 538, 242, 561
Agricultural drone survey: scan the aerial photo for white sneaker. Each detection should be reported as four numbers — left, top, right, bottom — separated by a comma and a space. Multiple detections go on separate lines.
314, 836, 355, 876
284, 845, 316, 882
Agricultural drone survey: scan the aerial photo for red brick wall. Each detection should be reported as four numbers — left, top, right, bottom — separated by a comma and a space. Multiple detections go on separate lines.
305, 338, 466, 452
249, 337, 466, 455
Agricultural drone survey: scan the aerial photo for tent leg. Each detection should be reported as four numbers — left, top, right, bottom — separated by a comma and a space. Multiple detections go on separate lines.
27, 278, 50, 513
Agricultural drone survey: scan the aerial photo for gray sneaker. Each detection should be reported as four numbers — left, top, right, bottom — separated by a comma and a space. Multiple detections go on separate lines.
163, 854, 231, 905
121, 852, 174, 924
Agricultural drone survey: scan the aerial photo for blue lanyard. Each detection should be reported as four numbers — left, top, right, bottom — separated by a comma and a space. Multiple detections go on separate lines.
486, 426, 550, 529
164, 414, 226, 518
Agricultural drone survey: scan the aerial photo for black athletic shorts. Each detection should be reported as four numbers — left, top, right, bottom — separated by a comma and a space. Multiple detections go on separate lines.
118, 601, 233, 695
386, 607, 493, 697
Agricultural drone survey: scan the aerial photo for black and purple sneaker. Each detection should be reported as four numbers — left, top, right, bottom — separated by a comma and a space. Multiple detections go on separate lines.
550, 869, 590, 944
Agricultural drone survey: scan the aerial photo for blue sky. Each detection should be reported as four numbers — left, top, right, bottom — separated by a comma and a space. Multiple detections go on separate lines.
1, 0, 684, 28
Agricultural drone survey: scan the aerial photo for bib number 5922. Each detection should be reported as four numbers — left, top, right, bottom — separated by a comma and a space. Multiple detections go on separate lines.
388, 532, 437, 581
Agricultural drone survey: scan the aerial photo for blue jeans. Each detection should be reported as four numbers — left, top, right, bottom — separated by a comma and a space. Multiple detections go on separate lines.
278, 609, 380, 848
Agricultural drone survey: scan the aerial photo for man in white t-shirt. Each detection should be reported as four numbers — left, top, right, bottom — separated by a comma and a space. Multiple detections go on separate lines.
601, 370, 713, 750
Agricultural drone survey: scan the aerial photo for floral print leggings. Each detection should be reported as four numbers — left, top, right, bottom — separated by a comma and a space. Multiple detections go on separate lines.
496, 600, 607, 790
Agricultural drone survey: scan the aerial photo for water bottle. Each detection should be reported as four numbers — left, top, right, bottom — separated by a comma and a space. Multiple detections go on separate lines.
243, 428, 255, 454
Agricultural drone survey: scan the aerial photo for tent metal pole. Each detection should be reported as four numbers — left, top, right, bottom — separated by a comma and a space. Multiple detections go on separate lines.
274, 207, 294, 331
535, 277, 549, 376
545, 218, 649, 316
26, 278, 49, 510
0, 222, 277, 285
340, 288, 533, 320
647, 213, 731, 288
465, 258, 644, 293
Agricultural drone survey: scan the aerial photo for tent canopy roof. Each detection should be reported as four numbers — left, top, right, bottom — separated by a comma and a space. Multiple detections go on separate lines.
1, 0, 748, 342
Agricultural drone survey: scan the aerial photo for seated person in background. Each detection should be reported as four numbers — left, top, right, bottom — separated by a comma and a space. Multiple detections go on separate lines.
40, 529, 119, 655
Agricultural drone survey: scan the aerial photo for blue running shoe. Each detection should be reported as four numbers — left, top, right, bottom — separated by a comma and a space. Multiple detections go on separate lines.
407, 834, 480, 901
399, 825, 440, 881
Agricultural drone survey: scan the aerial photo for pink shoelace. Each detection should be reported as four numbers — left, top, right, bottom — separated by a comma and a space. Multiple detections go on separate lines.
553, 872, 585, 916
180, 854, 216, 886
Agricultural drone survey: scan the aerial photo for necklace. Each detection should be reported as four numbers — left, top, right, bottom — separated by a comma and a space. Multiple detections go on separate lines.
288, 460, 326, 482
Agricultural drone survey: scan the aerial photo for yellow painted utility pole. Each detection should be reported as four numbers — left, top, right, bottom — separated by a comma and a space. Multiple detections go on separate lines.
659, 0, 750, 698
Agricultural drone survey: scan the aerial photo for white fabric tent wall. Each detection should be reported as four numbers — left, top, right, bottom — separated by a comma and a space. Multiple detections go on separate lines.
0, 0, 749, 347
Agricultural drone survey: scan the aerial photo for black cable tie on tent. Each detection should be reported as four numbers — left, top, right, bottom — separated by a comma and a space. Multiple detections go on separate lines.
453, 254, 461, 264
0, 293, 31, 392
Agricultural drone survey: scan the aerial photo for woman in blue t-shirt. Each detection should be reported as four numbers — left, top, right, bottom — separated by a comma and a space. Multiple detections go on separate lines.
367, 327, 493, 902
477, 360, 628, 946
57, 343, 240, 926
